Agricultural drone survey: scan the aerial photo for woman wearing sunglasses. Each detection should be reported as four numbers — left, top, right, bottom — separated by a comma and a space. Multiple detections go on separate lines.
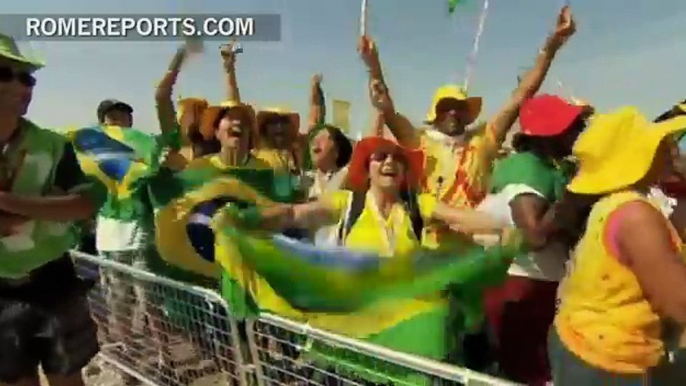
240, 135, 506, 383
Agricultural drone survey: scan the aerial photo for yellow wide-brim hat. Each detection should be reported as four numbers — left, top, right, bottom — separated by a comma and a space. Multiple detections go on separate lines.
199, 100, 256, 141
154, 177, 275, 279
255, 107, 300, 142
425, 84, 482, 125
177, 97, 209, 122
568, 106, 686, 195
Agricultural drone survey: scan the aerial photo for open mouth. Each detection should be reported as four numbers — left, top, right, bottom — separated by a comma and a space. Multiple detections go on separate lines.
380, 168, 398, 177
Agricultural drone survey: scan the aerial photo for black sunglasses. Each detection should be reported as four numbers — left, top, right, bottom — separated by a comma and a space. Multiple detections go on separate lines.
0, 66, 36, 87
370, 150, 406, 163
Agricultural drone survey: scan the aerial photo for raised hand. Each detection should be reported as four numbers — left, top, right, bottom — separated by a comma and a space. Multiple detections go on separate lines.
312, 73, 323, 86
184, 36, 205, 55
369, 78, 393, 112
358, 35, 379, 69
221, 39, 240, 71
550, 6, 576, 48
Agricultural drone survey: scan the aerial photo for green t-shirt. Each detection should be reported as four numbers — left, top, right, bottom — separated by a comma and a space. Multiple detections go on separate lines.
0, 120, 107, 278
97, 126, 181, 223
490, 151, 573, 201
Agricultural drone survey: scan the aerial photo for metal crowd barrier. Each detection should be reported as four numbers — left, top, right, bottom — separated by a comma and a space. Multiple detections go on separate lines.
70, 250, 519, 386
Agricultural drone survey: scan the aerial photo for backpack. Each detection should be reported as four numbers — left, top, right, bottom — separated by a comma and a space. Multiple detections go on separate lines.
336, 190, 424, 245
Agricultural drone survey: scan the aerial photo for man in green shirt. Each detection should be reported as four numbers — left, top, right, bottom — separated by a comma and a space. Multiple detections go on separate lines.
0, 33, 107, 386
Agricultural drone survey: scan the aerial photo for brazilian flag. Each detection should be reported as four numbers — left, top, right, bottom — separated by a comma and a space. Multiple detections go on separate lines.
213, 209, 521, 384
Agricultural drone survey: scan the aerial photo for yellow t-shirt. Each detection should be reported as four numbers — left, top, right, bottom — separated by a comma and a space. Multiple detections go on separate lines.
555, 191, 683, 373
324, 190, 437, 257
419, 124, 499, 248
185, 153, 271, 171
252, 146, 297, 172
419, 124, 498, 208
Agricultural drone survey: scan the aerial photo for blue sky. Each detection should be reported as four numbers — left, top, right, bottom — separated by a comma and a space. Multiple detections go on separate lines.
3, 0, 686, 136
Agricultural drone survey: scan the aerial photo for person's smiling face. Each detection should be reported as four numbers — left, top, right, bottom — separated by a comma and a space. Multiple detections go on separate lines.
368, 146, 407, 190
0, 57, 35, 117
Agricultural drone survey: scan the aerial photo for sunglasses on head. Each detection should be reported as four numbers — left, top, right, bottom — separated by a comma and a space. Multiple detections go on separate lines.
370, 150, 406, 163
0, 66, 36, 87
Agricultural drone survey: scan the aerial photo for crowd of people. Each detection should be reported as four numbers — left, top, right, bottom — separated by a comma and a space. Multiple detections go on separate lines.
3, 4, 686, 386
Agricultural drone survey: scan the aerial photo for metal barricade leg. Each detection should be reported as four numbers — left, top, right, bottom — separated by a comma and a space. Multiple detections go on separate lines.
71, 251, 253, 386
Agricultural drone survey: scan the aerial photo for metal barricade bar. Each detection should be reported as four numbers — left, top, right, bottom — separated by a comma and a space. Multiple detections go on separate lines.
72, 250, 520, 386
251, 314, 518, 386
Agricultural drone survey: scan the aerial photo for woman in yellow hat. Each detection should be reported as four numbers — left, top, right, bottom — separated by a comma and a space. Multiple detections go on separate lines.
549, 107, 686, 384
218, 43, 325, 176
251, 74, 325, 174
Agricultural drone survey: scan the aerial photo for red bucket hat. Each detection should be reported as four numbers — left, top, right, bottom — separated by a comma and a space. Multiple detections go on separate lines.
347, 137, 424, 190
519, 94, 584, 137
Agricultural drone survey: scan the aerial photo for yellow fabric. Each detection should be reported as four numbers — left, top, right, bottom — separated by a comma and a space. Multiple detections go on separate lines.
256, 107, 300, 132
154, 154, 270, 278
555, 191, 683, 373
332, 100, 351, 134
213, 189, 445, 337
325, 190, 437, 257
425, 84, 482, 124
419, 124, 499, 249
568, 107, 686, 194
252, 147, 297, 172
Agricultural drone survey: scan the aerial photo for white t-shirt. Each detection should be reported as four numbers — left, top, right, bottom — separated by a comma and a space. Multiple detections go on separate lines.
303, 167, 349, 247
96, 217, 150, 252
476, 183, 568, 282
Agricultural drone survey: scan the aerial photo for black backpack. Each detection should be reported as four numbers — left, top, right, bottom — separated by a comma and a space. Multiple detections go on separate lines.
336, 190, 424, 245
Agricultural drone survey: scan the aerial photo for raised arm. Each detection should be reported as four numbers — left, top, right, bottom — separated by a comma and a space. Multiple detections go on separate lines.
306, 73, 325, 133
368, 104, 386, 137
221, 40, 241, 103
488, 6, 576, 147
359, 36, 419, 148
155, 45, 188, 136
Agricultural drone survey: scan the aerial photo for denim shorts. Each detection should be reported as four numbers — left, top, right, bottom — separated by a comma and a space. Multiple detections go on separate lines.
0, 257, 98, 383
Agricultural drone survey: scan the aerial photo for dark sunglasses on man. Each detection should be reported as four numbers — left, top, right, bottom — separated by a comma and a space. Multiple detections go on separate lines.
0, 66, 36, 87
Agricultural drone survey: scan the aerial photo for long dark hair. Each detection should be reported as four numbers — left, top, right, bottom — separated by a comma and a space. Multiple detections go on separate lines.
305, 124, 353, 170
